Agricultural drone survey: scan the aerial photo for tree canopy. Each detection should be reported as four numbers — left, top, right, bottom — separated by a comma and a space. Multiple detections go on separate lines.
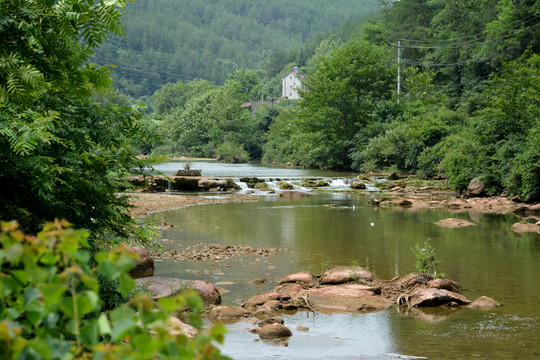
0, 0, 149, 242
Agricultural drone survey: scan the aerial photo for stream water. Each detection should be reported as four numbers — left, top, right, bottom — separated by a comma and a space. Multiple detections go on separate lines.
149, 161, 540, 359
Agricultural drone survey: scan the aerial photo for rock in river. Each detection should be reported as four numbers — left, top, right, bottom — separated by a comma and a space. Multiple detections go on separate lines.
468, 296, 500, 309
406, 288, 471, 307
320, 266, 378, 285
250, 323, 292, 339
135, 276, 221, 305
435, 218, 476, 228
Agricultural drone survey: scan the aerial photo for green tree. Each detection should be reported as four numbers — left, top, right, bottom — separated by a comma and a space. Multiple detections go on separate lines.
0, 0, 149, 243
439, 52, 540, 200
296, 38, 395, 169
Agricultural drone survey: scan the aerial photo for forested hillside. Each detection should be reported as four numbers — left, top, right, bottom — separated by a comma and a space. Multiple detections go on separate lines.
93, 0, 379, 98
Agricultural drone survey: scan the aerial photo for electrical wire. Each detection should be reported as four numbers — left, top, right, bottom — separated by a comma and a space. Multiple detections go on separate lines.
396, 21, 540, 49
399, 13, 540, 44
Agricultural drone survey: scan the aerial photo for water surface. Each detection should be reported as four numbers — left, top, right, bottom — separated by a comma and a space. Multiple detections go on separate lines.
151, 162, 540, 359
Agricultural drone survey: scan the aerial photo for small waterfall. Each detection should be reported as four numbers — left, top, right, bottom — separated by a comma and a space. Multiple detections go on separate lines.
329, 178, 348, 188
234, 180, 250, 191
167, 179, 172, 192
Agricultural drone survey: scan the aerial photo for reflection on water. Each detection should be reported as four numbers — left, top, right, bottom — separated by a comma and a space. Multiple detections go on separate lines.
154, 190, 540, 359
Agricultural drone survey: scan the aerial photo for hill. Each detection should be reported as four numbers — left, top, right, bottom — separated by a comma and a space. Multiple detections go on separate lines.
92, 0, 379, 98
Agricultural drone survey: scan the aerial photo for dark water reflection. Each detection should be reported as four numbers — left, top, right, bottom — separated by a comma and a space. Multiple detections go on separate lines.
155, 193, 540, 359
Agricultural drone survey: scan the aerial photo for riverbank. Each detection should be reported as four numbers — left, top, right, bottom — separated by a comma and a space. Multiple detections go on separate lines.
126, 192, 259, 217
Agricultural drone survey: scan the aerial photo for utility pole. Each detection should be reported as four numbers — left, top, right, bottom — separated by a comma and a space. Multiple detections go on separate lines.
397, 40, 401, 103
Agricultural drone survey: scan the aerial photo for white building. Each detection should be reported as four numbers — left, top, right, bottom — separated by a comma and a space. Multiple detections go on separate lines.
282, 67, 304, 100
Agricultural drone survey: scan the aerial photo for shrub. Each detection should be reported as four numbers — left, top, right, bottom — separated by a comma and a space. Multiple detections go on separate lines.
412, 240, 440, 275
0, 220, 229, 360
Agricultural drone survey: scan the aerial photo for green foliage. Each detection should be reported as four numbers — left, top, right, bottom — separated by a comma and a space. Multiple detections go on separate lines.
0, 0, 155, 242
438, 52, 540, 199
264, 38, 395, 169
412, 240, 440, 275
0, 220, 229, 360
215, 141, 250, 163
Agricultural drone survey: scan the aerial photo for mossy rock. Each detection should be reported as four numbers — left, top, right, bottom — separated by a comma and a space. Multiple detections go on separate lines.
298, 179, 329, 188
277, 181, 294, 190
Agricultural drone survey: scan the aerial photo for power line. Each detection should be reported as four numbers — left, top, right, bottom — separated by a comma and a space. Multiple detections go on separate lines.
399, 13, 540, 44
396, 21, 540, 49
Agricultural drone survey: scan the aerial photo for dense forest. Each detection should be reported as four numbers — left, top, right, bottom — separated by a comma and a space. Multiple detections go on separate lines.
130, 0, 539, 201
93, 0, 379, 99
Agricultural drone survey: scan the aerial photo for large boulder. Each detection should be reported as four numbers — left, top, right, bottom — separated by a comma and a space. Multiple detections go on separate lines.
435, 218, 476, 228
468, 178, 486, 197
320, 266, 377, 285
198, 179, 228, 191
407, 288, 471, 307
127, 246, 154, 279
278, 271, 319, 288
135, 277, 221, 305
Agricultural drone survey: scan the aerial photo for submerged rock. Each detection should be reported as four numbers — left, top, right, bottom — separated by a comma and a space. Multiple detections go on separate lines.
208, 306, 251, 322
435, 218, 476, 228
511, 222, 540, 234
468, 296, 500, 309
279, 190, 310, 199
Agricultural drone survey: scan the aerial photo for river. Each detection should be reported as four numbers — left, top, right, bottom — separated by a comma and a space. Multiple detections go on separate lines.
150, 161, 540, 359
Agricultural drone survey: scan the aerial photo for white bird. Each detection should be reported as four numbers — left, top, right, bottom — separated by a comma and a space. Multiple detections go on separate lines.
370, 222, 375, 227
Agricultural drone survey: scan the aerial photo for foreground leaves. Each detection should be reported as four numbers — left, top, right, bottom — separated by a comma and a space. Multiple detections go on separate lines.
0, 220, 230, 359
